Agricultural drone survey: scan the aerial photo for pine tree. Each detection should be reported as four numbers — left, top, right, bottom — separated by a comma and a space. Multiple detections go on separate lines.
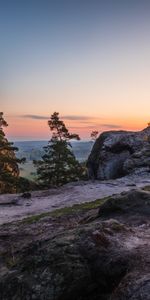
34, 112, 83, 187
0, 112, 25, 193
91, 130, 98, 142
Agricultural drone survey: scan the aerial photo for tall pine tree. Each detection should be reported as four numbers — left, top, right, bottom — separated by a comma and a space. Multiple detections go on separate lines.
0, 112, 25, 193
34, 112, 83, 187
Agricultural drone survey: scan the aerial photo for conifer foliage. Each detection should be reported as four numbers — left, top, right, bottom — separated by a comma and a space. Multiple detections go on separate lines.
0, 112, 25, 193
34, 112, 83, 187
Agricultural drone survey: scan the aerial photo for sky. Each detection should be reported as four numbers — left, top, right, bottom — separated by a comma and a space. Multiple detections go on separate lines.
1, 0, 150, 140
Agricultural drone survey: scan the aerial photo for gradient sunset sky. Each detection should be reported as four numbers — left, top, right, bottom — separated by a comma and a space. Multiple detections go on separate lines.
1, 0, 150, 140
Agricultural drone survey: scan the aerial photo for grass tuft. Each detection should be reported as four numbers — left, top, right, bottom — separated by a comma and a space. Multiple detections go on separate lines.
142, 185, 150, 191
22, 197, 109, 224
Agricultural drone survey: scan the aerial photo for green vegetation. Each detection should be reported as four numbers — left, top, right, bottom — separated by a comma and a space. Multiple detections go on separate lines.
21, 197, 108, 224
0, 112, 25, 193
34, 112, 86, 188
19, 161, 37, 180
91, 130, 98, 141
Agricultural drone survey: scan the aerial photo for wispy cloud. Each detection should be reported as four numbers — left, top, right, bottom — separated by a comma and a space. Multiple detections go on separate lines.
69, 125, 98, 129
20, 115, 121, 130
21, 114, 48, 120
62, 115, 94, 121
101, 124, 122, 129
20, 114, 96, 121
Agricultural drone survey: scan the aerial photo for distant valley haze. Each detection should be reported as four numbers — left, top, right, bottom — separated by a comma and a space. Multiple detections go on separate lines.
14, 140, 93, 180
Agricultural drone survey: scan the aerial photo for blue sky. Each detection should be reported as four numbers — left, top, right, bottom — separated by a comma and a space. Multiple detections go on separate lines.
1, 0, 150, 140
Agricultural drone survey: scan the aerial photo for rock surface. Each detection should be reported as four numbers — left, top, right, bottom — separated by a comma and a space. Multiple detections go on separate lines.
87, 126, 150, 180
0, 188, 149, 300
1, 175, 150, 225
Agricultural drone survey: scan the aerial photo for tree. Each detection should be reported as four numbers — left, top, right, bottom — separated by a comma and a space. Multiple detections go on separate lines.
91, 130, 98, 142
34, 112, 83, 187
0, 112, 25, 193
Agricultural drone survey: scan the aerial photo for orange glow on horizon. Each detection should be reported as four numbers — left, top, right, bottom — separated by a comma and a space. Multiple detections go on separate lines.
4, 114, 149, 141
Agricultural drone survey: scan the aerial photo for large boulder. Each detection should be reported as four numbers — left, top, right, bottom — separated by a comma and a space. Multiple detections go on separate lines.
98, 189, 150, 219
87, 127, 150, 180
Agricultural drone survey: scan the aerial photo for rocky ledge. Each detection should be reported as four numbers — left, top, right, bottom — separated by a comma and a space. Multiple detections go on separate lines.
0, 188, 150, 299
87, 126, 150, 180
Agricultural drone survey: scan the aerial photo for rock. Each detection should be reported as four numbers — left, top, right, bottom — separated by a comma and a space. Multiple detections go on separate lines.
98, 189, 150, 219
0, 189, 149, 300
0, 197, 19, 206
87, 126, 150, 180
21, 192, 31, 199
0, 224, 133, 300
111, 272, 150, 300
